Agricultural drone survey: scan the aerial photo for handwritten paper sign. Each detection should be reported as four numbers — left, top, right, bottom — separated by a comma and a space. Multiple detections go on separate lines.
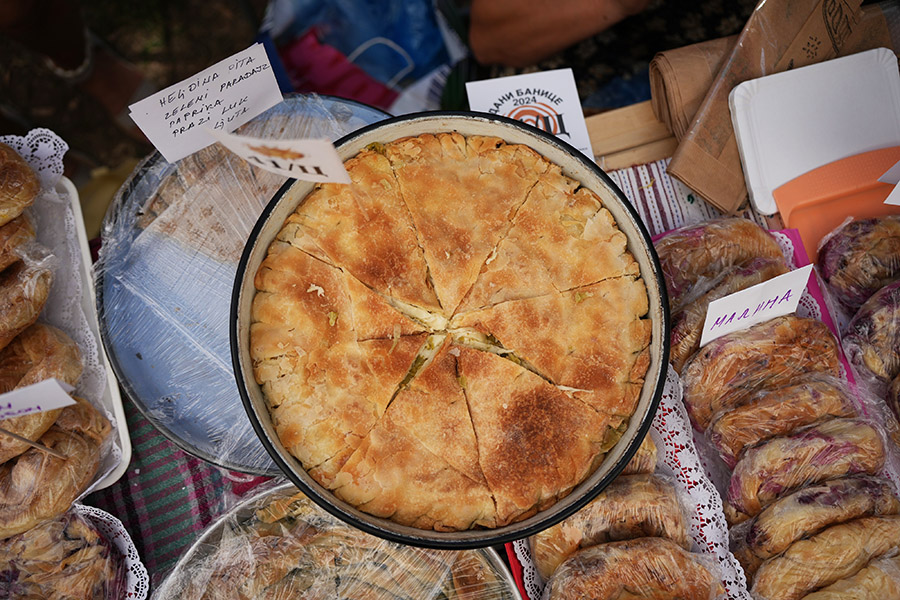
466, 69, 594, 159
129, 43, 283, 163
0, 379, 75, 420
699, 265, 814, 347
208, 130, 351, 183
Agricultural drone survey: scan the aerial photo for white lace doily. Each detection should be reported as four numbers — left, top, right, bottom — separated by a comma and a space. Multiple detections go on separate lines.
0, 129, 123, 489
75, 504, 150, 599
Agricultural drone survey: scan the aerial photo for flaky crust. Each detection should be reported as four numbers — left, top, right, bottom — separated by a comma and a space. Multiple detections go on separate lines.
724, 419, 885, 525
732, 476, 900, 578
621, 435, 657, 476
0, 398, 111, 539
0, 323, 84, 464
0, 260, 53, 353
0, 214, 35, 272
802, 554, 900, 599
752, 516, 900, 600
530, 474, 689, 580
544, 537, 724, 600
0, 143, 39, 227
682, 316, 841, 431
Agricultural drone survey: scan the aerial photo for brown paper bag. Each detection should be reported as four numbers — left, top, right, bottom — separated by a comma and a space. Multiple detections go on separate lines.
666, 0, 864, 214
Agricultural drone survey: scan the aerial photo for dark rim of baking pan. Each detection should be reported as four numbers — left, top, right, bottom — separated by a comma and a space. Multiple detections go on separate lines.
231, 110, 671, 548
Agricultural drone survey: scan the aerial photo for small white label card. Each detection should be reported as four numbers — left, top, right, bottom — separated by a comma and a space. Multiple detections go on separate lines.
0, 379, 75, 420
208, 130, 351, 183
699, 265, 814, 347
878, 159, 900, 206
466, 68, 594, 159
129, 43, 283, 163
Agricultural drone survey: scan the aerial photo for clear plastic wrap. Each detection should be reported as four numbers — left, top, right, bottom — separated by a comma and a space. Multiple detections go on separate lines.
844, 280, 900, 397
729, 476, 900, 579
750, 515, 900, 600
620, 434, 657, 476
705, 375, 856, 469
652, 217, 785, 312
0, 214, 35, 272
818, 215, 900, 314
96, 94, 388, 474
152, 482, 519, 600
0, 397, 112, 540
680, 315, 842, 432
540, 537, 726, 600
0, 249, 54, 351
890, 373, 900, 424
723, 418, 887, 526
669, 256, 788, 373
0, 141, 40, 226
802, 553, 900, 599
529, 473, 691, 581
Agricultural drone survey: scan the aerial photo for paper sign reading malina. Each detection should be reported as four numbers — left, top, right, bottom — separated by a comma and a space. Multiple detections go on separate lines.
209, 130, 351, 183
129, 43, 283, 163
699, 265, 814, 347
466, 68, 594, 159
0, 379, 75, 420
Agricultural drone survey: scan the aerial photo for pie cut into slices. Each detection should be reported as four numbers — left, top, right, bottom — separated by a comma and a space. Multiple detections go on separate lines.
250, 131, 654, 532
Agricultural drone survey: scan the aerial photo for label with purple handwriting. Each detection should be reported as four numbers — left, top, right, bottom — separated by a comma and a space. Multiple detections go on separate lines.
699, 265, 813, 347
129, 43, 283, 163
208, 130, 351, 183
0, 379, 75, 420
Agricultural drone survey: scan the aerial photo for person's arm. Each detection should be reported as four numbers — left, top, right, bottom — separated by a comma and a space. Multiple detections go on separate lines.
469, 0, 651, 68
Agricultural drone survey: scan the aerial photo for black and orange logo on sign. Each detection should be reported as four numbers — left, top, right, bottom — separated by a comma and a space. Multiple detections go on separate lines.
507, 101, 570, 138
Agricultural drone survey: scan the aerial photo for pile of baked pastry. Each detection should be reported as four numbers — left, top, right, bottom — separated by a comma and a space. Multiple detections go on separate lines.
531, 435, 726, 600
658, 218, 900, 600
165, 486, 516, 600
0, 143, 120, 598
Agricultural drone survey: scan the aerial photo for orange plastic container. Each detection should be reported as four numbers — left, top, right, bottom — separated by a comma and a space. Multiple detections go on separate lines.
773, 146, 900, 261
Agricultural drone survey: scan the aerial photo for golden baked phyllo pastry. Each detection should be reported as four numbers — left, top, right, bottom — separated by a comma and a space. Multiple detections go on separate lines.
250, 132, 653, 531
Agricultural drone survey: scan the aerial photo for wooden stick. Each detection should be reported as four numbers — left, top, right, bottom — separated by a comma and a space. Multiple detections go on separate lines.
0, 427, 66, 460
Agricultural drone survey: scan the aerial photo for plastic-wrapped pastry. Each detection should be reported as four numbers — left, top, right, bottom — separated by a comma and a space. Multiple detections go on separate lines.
0, 260, 52, 352
669, 257, 788, 372
706, 377, 855, 468
802, 554, 900, 599
724, 418, 885, 525
889, 373, 900, 424
654, 217, 784, 311
752, 515, 900, 600
0, 398, 111, 539
730, 476, 900, 578
681, 316, 841, 431
818, 215, 900, 312
530, 474, 689, 580
620, 434, 657, 476
0, 509, 126, 599
543, 537, 725, 600
0, 323, 84, 464
0, 142, 39, 227
843, 280, 900, 390
0, 215, 35, 272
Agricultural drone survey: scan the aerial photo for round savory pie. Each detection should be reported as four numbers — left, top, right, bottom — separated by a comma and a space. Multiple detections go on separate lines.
250, 132, 651, 531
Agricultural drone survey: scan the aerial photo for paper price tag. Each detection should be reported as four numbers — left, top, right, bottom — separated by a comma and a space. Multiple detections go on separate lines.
209, 130, 351, 183
129, 43, 283, 163
699, 265, 814, 347
0, 379, 75, 420
466, 69, 594, 159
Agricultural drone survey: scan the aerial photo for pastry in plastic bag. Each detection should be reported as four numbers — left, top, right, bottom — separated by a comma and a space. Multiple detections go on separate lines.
818, 215, 900, 311
0, 323, 84, 464
681, 316, 841, 431
751, 515, 900, 600
0, 215, 34, 272
621, 434, 657, 476
731, 476, 900, 578
0, 509, 125, 599
802, 554, 900, 599
843, 280, 900, 388
724, 418, 886, 525
0, 398, 111, 539
530, 473, 689, 580
0, 260, 52, 352
543, 537, 725, 600
706, 376, 855, 468
654, 217, 784, 311
890, 373, 900, 424
670, 256, 788, 372
0, 142, 39, 227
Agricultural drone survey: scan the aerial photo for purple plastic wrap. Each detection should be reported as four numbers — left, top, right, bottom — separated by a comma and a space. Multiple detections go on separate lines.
844, 280, 900, 396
